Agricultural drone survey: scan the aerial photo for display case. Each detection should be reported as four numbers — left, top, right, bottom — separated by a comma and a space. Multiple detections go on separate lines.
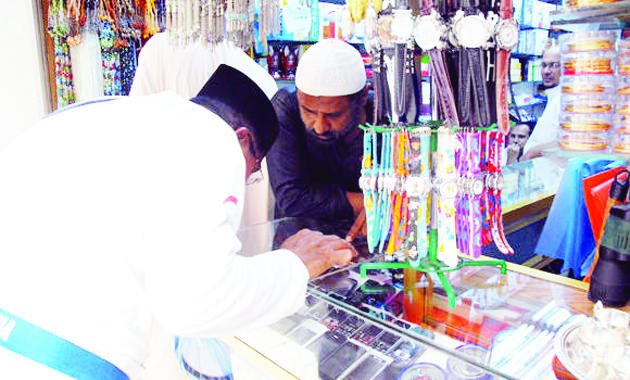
233, 217, 629, 380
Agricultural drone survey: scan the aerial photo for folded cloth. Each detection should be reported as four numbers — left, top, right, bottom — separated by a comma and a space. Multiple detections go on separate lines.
534, 158, 624, 276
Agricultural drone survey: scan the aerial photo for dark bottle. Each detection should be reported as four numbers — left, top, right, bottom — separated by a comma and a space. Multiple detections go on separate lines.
589, 202, 630, 307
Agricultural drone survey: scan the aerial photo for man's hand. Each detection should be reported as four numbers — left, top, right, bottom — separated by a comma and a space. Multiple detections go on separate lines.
506, 142, 521, 165
345, 208, 366, 242
522, 142, 557, 161
345, 192, 364, 218
280, 229, 358, 278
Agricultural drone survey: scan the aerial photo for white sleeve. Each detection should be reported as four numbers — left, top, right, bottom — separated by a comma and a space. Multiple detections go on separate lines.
136, 113, 308, 337
523, 95, 561, 155
129, 34, 166, 96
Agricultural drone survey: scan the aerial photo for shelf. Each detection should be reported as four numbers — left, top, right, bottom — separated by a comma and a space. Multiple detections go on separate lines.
550, 0, 630, 27
542, 146, 630, 161
512, 53, 542, 59
267, 38, 364, 46
519, 25, 554, 30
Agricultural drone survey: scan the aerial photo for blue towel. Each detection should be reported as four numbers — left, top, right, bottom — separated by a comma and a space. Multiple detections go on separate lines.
534, 158, 624, 276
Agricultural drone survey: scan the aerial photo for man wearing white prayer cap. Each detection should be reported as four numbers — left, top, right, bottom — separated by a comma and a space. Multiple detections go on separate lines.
267, 39, 372, 242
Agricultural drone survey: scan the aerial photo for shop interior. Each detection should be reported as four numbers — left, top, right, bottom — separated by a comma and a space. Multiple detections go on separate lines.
3, 0, 630, 379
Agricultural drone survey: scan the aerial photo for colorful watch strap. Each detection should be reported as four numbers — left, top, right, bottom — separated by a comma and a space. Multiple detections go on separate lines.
488, 130, 514, 254
436, 127, 459, 267
360, 129, 380, 253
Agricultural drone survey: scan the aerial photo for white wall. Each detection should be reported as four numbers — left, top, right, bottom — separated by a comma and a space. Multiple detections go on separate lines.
0, 0, 51, 149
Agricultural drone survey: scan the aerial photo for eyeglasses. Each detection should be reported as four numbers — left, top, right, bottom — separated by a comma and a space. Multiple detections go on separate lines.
541, 62, 561, 69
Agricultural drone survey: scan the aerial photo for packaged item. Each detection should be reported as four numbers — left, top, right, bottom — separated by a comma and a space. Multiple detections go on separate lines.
565, 0, 618, 9
562, 94, 613, 114
610, 133, 630, 153
616, 95, 630, 115
560, 113, 612, 133
558, 130, 609, 151
560, 31, 616, 53
617, 77, 630, 95
562, 52, 615, 76
561, 75, 615, 95
614, 114, 630, 132
397, 362, 447, 380
618, 39, 630, 57
446, 344, 491, 380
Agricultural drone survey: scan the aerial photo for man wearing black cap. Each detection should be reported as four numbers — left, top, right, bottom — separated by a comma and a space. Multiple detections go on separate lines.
0, 65, 356, 379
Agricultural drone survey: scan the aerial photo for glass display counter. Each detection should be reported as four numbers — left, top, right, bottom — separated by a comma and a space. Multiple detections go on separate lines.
234, 217, 629, 380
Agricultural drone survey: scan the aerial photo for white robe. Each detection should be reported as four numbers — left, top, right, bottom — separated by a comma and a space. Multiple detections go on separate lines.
0, 93, 308, 379
129, 33, 278, 227
522, 86, 561, 156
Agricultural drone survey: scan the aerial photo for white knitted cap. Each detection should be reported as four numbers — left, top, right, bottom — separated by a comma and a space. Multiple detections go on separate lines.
295, 39, 366, 97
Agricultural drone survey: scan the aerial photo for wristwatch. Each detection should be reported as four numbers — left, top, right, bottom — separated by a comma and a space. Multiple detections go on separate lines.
495, 0, 519, 135
412, 0, 460, 127
360, 129, 380, 253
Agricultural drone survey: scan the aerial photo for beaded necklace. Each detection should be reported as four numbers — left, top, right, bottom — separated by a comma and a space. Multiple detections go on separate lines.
48, 0, 76, 108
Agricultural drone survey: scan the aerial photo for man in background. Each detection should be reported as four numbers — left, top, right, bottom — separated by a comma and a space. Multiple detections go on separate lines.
267, 39, 371, 242
522, 46, 561, 160
506, 122, 532, 165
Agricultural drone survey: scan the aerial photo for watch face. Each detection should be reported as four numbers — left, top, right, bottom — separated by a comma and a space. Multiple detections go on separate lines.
471, 178, 485, 196
439, 181, 458, 199
413, 15, 442, 51
495, 173, 504, 191
497, 19, 519, 50
391, 9, 414, 42
453, 13, 492, 49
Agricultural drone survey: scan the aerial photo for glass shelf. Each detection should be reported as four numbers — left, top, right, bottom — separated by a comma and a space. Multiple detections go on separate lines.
550, 0, 630, 28
235, 217, 621, 379
542, 146, 630, 162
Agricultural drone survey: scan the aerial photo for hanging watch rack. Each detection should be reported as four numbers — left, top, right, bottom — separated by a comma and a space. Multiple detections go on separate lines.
357, 123, 507, 309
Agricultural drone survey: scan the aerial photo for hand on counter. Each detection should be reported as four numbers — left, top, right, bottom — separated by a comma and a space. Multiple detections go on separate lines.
281, 229, 358, 278
345, 208, 366, 243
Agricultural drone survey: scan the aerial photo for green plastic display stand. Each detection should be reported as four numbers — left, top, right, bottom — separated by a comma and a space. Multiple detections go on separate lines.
358, 126, 507, 309
359, 229, 507, 309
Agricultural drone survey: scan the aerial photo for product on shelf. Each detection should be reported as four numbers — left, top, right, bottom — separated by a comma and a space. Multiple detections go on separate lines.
560, 113, 612, 133
562, 94, 613, 114
614, 114, 630, 131
560, 31, 616, 53
561, 75, 615, 95
617, 85, 630, 95
619, 63, 630, 76
618, 39, 630, 56
558, 130, 609, 151
562, 54, 615, 76
565, 0, 618, 9
610, 133, 630, 153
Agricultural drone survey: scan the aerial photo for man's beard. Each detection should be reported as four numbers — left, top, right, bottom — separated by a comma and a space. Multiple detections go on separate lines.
304, 110, 361, 143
